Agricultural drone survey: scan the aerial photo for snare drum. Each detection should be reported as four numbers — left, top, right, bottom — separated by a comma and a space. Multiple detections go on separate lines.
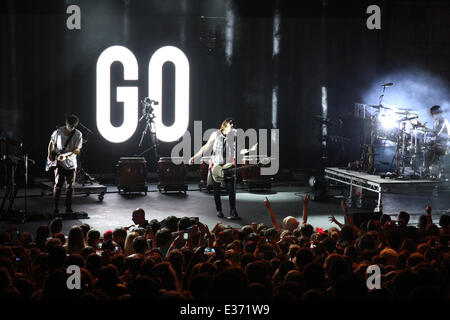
157, 157, 187, 193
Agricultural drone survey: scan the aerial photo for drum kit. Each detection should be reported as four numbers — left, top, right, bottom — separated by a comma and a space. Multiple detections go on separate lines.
354, 102, 446, 179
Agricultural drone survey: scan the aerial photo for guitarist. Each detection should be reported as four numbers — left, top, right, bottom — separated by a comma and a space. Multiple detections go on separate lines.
189, 118, 257, 220
47, 114, 83, 214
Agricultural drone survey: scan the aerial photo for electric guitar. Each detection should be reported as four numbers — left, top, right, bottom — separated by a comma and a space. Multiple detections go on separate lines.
45, 150, 80, 171
211, 159, 269, 183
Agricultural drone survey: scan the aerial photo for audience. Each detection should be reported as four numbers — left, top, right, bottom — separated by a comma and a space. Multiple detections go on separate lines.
0, 199, 448, 300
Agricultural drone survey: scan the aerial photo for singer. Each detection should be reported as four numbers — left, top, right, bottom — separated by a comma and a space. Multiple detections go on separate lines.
189, 118, 257, 220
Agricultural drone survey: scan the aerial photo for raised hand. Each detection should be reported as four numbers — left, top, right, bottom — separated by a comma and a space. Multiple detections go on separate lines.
426, 204, 432, 215
328, 215, 338, 224
303, 194, 310, 206
263, 197, 271, 208
340, 200, 348, 212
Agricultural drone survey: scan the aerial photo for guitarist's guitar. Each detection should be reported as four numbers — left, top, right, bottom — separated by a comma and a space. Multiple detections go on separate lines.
45, 150, 80, 171
211, 159, 269, 183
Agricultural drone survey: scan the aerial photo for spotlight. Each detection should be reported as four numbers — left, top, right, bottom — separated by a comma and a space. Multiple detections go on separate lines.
308, 175, 328, 202
308, 176, 317, 188
379, 114, 397, 130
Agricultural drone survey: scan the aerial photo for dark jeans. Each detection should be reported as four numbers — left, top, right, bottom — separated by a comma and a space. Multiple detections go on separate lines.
209, 168, 236, 212
53, 165, 76, 209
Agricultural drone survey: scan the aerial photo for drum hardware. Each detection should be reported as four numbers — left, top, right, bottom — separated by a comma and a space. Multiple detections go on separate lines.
397, 115, 419, 122
368, 104, 392, 110
353, 82, 447, 179
354, 106, 446, 179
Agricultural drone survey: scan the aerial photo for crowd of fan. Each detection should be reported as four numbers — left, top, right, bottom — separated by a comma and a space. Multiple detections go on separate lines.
0, 197, 449, 300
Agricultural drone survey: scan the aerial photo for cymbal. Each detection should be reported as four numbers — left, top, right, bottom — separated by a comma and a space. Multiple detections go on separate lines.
395, 110, 419, 115
417, 127, 433, 132
0, 136, 21, 146
7, 155, 35, 164
368, 104, 391, 110
397, 116, 419, 122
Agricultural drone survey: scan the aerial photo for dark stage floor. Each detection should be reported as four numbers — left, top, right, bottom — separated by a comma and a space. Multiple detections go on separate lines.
1, 181, 449, 236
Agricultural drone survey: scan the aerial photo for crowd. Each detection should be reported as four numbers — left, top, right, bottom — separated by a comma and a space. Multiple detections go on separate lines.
0, 197, 448, 300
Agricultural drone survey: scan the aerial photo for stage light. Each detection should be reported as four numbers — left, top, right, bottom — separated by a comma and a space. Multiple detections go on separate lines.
379, 113, 397, 130
273, 9, 280, 57
149, 46, 189, 142
96, 45, 138, 143
225, 1, 234, 65
272, 86, 278, 128
309, 176, 317, 187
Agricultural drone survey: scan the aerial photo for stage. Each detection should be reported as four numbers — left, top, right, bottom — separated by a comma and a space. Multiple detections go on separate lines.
324, 167, 444, 212
1, 180, 448, 236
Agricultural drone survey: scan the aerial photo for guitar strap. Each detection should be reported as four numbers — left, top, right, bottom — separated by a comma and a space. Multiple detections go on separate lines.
61, 129, 76, 153
222, 136, 227, 163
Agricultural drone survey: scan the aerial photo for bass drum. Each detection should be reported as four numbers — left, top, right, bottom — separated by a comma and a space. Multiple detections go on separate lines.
372, 141, 398, 173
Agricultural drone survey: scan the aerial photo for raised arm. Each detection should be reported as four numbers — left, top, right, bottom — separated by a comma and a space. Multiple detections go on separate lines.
189, 131, 216, 164
426, 204, 433, 226
341, 200, 359, 233
301, 194, 309, 225
263, 197, 281, 230
328, 214, 344, 229
240, 143, 258, 155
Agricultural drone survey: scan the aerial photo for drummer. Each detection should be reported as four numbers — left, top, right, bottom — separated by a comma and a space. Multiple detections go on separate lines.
430, 105, 448, 153
422, 105, 449, 171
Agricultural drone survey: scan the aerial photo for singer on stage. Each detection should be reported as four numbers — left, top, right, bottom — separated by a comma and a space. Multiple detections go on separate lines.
189, 118, 257, 220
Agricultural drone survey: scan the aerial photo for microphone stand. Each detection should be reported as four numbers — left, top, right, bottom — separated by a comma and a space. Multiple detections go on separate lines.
77, 122, 96, 185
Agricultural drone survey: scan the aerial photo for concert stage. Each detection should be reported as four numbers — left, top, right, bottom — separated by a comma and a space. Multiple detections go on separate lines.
324, 167, 444, 212
1, 181, 448, 237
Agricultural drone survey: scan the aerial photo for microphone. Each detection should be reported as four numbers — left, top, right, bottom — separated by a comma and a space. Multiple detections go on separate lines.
79, 122, 94, 135
381, 83, 394, 87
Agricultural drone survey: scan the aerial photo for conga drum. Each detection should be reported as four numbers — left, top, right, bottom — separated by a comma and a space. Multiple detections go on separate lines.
116, 157, 148, 194
241, 155, 271, 189
157, 157, 187, 193
199, 156, 211, 192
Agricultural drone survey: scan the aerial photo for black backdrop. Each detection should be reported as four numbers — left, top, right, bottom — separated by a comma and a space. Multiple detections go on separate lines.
1, 0, 449, 177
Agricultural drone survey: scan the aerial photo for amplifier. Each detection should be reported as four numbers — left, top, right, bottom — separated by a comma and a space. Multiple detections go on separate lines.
116, 157, 148, 194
